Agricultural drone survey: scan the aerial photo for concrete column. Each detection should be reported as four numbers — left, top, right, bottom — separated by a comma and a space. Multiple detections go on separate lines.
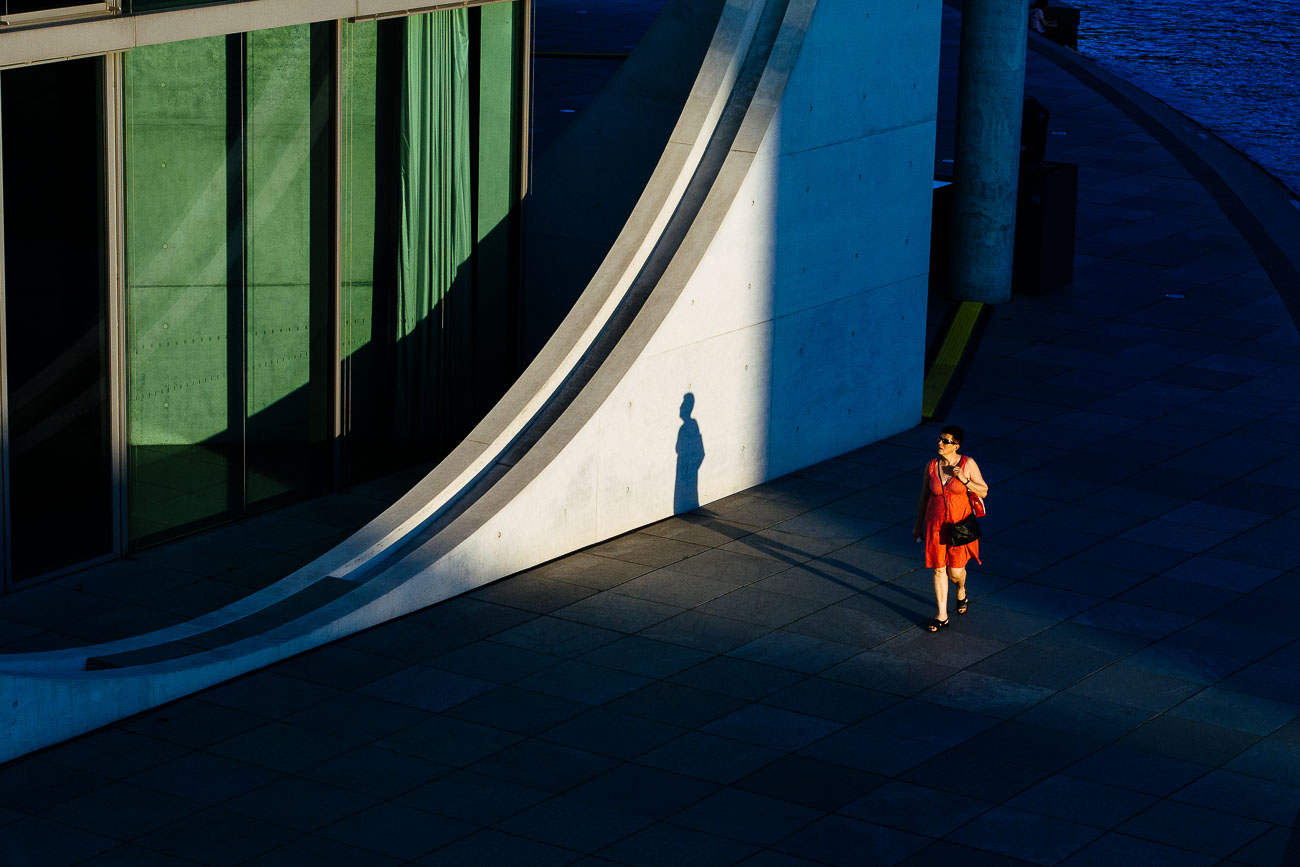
948, 0, 1028, 304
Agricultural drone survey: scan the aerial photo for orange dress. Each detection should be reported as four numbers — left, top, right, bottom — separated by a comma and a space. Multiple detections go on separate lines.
923, 457, 981, 568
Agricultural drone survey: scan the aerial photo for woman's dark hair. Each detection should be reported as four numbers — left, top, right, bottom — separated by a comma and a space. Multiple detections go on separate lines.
1032, 0, 1048, 8
941, 425, 965, 446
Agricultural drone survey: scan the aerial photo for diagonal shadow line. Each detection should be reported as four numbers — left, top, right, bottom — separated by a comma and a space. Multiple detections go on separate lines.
690, 510, 934, 622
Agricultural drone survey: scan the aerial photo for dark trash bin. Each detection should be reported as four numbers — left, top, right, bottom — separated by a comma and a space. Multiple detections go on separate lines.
930, 176, 953, 293
1021, 96, 1050, 165
1014, 161, 1078, 294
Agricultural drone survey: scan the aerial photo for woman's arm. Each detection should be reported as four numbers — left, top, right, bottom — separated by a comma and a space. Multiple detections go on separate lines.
958, 458, 989, 498
914, 467, 930, 541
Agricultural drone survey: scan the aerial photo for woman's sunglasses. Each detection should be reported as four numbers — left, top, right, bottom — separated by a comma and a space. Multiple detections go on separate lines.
938, 438, 958, 445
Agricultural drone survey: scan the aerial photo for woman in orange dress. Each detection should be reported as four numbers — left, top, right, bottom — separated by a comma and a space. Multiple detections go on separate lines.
913, 425, 989, 632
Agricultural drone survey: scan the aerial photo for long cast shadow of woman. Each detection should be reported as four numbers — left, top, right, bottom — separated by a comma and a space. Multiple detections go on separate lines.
674, 392, 705, 513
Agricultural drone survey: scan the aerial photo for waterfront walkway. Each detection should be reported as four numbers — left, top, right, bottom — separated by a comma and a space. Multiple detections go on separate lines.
3, 6, 1300, 866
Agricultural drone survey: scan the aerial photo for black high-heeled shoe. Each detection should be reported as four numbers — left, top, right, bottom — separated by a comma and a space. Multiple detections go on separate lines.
926, 617, 950, 633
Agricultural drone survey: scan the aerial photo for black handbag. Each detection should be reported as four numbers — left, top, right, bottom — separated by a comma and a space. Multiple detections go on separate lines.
945, 513, 981, 546
942, 465, 980, 546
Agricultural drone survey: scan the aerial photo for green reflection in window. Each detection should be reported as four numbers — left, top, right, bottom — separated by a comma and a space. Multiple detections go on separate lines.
124, 34, 236, 544
245, 24, 331, 508
125, 25, 330, 546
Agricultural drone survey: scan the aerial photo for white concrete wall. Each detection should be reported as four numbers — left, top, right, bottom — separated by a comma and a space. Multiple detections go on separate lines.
496, 0, 942, 545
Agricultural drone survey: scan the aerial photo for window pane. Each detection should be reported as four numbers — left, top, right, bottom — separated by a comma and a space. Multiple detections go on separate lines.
124, 35, 237, 545
473, 0, 521, 410
1, 58, 113, 581
244, 24, 329, 507
338, 19, 392, 481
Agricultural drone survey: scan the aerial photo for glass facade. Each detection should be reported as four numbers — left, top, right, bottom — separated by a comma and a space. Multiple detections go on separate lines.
0, 1, 524, 587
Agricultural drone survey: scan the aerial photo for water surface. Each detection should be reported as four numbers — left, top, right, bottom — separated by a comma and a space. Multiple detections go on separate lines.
1071, 0, 1300, 194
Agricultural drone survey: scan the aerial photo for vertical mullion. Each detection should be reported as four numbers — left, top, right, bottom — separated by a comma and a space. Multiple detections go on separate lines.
509, 0, 525, 369
0, 73, 11, 592
104, 52, 129, 556
518, 0, 532, 200
331, 20, 344, 489
225, 33, 246, 515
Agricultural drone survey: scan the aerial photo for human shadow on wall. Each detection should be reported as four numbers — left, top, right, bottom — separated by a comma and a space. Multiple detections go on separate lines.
674, 392, 704, 513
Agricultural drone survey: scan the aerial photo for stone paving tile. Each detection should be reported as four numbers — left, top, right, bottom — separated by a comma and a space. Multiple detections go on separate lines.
695, 585, 828, 628
610, 570, 738, 608
667, 655, 804, 701
376, 716, 520, 770
575, 634, 711, 678
595, 821, 757, 867
800, 727, 946, 778
586, 532, 709, 567
1116, 714, 1258, 767
1006, 774, 1156, 830
1117, 799, 1272, 859
84, 844, 219, 867
669, 788, 823, 848
468, 574, 599, 613
759, 678, 899, 726
135, 808, 301, 866
540, 706, 686, 760
774, 814, 931, 867
495, 795, 652, 854
637, 610, 772, 653
418, 829, 580, 867
318, 802, 476, 861
635, 731, 783, 785
37, 729, 189, 782
857, 698, 999, 748
41, 781, 206, 841
444, 685, 588, 735
0, 817, 118, 867
900, 749, 1050, 803
948, 805, 1103, 865
605, 681, 748, 729
727, 630, 861, 674
296, 744, 450, 800
1012, 692, 1153, 743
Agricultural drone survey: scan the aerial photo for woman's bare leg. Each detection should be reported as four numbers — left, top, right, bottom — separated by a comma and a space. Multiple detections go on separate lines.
933, 567, 950, 621
950, 567, 968, 611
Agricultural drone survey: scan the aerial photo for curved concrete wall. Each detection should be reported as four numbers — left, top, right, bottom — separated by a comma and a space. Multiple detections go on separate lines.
0, 0, 941, 761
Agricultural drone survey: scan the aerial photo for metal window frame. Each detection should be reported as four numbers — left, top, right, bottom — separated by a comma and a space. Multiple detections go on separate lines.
105, 49, 127, 558
330, 18, 343, 488
0, 74, 9, 593
0, 2, 117, 29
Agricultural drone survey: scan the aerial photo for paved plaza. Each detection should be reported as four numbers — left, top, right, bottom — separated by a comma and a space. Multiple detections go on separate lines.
2, 4, 1300, 866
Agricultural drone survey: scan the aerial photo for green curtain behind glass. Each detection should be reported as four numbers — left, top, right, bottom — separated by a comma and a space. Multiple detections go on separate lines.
395, 9, 473, 440
339, 6, 519, 482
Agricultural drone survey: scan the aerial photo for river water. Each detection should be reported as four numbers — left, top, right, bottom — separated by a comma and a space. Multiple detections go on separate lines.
1070, 0, 1300, 195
